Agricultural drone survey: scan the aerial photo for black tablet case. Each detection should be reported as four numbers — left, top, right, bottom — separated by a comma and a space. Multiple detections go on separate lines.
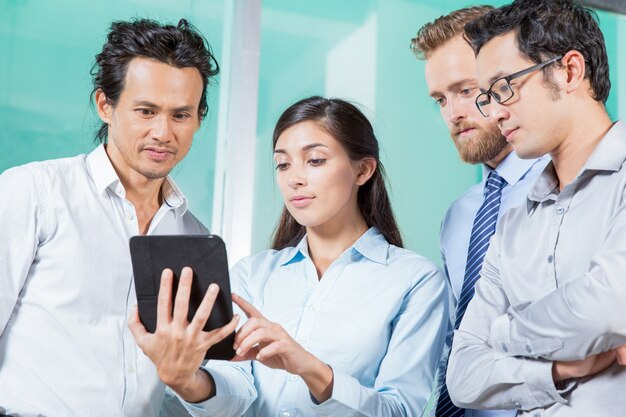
129, 235, 236, 360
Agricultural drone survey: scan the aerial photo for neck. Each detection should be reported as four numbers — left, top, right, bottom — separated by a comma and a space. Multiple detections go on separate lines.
305, 214, 369, 279
551, 103, 612, 190
104, 145, 164, 234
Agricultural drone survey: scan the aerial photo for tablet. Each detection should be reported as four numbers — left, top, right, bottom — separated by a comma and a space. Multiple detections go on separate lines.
129, 234, 235, 360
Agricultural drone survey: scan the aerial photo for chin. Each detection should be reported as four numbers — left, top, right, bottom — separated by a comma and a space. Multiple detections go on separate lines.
511, 146, 542, 160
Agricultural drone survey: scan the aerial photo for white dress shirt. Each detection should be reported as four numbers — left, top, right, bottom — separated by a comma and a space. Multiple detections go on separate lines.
194, 227, 449, 417
0, 145, 208, 417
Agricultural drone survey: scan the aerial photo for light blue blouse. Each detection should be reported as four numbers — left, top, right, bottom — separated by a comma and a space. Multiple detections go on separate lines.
194, 227, 449, 417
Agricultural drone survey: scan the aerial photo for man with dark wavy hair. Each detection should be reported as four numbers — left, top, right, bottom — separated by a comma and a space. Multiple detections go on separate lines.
446, 1, 626, 415
411, 6, 547, 417
0, 19, 243, 416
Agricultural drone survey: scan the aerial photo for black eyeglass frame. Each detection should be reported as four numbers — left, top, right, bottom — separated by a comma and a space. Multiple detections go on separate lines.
475, 55, 564, 117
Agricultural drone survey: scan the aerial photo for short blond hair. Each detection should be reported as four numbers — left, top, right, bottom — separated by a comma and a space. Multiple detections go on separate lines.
411, 6, 493, 60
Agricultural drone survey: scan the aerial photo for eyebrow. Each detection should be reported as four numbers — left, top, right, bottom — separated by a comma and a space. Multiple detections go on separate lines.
133, 100, 195, 113
273, 143, 329, 154
487, 72, 507, 84
429, 78, 477, 98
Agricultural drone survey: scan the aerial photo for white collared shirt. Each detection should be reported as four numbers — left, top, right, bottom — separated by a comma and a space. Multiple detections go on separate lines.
0, 145, 207, 416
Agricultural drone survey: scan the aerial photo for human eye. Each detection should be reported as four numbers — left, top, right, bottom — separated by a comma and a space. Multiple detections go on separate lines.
136, 108, 155, 117
460, 87, 476, 96
275, 162, 290, 171
308, 158, 326, 167
433, 96, 446, 107
173, 112, 192, 121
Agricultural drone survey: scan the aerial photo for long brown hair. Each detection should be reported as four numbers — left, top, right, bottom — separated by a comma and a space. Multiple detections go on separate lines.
270, 96, 403, 250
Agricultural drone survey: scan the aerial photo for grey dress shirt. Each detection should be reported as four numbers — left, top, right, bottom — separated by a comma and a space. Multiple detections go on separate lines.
447, 121, 626, 416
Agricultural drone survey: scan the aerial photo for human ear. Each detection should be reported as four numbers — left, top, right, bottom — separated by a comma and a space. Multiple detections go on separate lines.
355, 157, 377, 186
95, 89, 113, 123
560, 50, 586, 94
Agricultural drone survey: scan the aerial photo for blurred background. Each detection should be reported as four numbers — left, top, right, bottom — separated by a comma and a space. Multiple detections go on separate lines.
1, 0, 625, 265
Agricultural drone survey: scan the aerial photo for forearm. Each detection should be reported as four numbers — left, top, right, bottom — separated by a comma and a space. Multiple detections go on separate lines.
175, 361, 257, 417
448, 330, 566, 410
299, 356, 334, 403
170, 368, 216, 403
490, 269, 626, 361
310, 369, 407, 417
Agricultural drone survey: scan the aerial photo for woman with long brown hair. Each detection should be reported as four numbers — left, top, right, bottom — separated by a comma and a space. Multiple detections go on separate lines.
200, 96, 449, 417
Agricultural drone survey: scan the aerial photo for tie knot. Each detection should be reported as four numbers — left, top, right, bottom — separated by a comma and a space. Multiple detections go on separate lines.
485, 171, 507, 194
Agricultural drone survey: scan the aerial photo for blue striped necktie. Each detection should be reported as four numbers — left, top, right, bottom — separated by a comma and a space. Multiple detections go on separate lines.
436, 171, 507, 417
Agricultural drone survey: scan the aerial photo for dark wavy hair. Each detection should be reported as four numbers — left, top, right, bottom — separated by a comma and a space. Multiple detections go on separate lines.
464, 0, 610, 103
91, 18, 219, 143
270, 96, 403, 250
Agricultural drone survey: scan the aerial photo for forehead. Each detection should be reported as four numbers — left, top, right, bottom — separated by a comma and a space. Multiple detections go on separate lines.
475, 31, 529, 87
120, 57, 203, 105
275, 121, 341, 151
425, 35, 477, 92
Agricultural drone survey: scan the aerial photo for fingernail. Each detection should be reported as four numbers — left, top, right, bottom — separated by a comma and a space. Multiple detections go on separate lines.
236, 348, 242, 356
209, 284, 217, 293
233, 343, 239, 350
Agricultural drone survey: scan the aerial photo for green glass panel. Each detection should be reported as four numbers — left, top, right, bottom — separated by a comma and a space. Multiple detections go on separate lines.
0, 0, 225, 227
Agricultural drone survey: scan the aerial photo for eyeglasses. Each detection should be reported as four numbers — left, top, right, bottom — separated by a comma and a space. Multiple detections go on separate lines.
475, 56, 563, 117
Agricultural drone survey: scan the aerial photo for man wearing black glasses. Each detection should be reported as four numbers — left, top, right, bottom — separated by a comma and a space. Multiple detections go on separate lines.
445, 0, 626, 416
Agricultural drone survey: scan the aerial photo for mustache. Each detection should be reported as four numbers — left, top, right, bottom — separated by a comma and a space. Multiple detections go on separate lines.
451, 122, 480, 136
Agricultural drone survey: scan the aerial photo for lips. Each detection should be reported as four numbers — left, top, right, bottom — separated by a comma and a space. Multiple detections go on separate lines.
289, 195, 315, 208
501, 127, 519, 141
143, 147, 175, 161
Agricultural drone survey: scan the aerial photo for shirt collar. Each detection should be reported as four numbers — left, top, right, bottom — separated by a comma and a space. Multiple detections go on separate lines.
481, 150, 546, 189
280, 227, 389, 267
527, 121, 624, 210
86, 144, 188, 214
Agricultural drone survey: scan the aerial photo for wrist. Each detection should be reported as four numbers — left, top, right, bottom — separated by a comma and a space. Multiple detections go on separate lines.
170, 368, 216, 403
300, 356, 334, 403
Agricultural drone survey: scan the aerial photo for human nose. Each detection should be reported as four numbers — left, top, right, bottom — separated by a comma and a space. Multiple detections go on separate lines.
286, 167, 306, 189
488, 99, 509, 125
446, 98, 466, 125
151, 115, 172, 142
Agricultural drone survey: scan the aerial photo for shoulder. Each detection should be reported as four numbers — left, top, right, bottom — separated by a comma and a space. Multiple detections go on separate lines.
179, 210, 210, 234
1, 154, 87, 193
386, 245, 446, 287
230, 247, 296, 277
442, 182, 483, 224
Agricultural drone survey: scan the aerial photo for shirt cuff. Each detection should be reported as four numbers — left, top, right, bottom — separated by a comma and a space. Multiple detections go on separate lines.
515, 358, 570, 410
177, 366, 255, 417
309, 369, 362, 417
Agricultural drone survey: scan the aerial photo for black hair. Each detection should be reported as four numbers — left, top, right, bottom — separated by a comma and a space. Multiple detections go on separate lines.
464, 0, 610, 103
91, 18, 219, 142
270, 96, 403, 250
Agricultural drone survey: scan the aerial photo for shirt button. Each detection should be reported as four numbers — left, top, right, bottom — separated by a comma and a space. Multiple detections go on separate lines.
556, 207, 565, 214
500, 343, 508, 353
289, 375, 298, 381
547, 255, 553, 263
281, 412, 291, 417
297, 338, 307, 345
514, 402, 521, 408
526, 344, 532, 353
125, 212, 134, 220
